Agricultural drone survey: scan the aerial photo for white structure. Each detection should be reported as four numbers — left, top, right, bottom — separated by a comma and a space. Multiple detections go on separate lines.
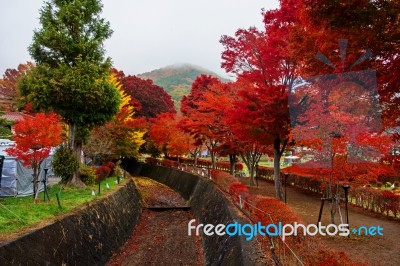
0, 139, 54, 197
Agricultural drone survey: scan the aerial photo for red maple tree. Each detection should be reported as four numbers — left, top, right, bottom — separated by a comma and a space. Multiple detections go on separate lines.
149, 113, 199, 158
0, 62, 34, 111
113, 69, 176, 119
6, 113, 63, 199
149, 113, 179, 158
180, 75, 224, 168
287, 0, 399, 136
220, 14, 296, 199
290, 70, 394, 222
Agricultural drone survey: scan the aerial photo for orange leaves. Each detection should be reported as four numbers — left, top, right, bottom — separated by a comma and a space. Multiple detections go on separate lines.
149, 113, 196, 157
6, 112, 63, 167
179, 75, 235, 160
0, 62, 34, 111
149, 113, 176, 147
180, 75, 225, 140
84, 77, 147, 162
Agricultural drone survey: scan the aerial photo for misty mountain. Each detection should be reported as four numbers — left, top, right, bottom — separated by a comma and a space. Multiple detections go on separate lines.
138, 64, 229, 109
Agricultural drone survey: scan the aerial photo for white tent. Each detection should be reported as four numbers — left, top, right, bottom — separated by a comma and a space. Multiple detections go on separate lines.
0, 139, 54, 197
284, 155, 300, 165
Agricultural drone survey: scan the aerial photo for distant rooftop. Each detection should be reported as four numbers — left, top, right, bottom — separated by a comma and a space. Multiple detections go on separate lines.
1, 112, 33, 122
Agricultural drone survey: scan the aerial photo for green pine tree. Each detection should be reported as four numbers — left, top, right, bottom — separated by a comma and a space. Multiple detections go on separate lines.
19, 0, 121, 185
0, 111, 13, 139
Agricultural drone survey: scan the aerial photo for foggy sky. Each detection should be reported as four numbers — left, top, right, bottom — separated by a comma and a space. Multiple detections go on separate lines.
0, 0, 279, 78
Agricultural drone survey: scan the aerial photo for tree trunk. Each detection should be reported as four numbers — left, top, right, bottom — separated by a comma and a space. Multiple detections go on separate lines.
66, 122, 85, 187
329, 150, 335, 224
240, 151, 258, 186
194, 153, 198, 167
229, 153, 236, 175
210, 150, 216, 169
274, 138, 284, 201
31, 152, 43, 201
249, 163, 256, 186
33, 166, 39, 201
162, 144, 169, 159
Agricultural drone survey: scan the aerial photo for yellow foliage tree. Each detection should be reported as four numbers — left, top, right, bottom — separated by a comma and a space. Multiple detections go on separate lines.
84, 74, 146, 163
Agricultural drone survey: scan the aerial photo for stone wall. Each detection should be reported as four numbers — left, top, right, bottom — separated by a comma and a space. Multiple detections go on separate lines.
137, 164, 268, 266
0, 165, 269, 266
0, 180, 142, 266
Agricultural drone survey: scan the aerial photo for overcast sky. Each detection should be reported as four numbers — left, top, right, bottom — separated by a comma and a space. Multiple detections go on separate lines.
0, 0, 279, 78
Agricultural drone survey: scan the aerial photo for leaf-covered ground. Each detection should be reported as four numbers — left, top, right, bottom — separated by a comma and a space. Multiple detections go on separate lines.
132, 177, 188, 208
107, 177, 203, 266
242, 178, 400, 266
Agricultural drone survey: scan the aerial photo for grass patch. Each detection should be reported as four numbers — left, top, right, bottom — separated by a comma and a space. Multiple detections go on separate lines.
0, 176, 124, 236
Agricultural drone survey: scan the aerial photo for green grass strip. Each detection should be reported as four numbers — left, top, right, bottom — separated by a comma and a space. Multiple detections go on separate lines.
0, 176, 123, 235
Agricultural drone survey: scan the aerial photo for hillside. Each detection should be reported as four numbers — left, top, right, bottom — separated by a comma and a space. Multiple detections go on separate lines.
138, 64, 229, 109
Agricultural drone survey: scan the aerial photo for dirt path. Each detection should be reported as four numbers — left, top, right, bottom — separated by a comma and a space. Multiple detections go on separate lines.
107, 177, 204, 266
243, 178, 400, 266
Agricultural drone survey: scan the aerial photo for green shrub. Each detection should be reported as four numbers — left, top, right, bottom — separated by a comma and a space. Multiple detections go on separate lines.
52, 144, 79, 181
79, 164, 96, 185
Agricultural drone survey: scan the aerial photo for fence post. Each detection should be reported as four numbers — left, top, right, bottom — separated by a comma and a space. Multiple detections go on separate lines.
56, 193, 62, 209
0, 155, 4, 189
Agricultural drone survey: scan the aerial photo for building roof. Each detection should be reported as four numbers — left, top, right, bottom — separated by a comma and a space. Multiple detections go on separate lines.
1, 112, 33, 122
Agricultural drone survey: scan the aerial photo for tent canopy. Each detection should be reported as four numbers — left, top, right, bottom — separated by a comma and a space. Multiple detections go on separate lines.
0, 140, 55, 197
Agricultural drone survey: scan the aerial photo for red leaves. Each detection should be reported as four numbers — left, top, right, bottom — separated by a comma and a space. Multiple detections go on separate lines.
215, 161, 243, 172
211, 170, 239, 189
94, 162, 114, 182
114, 69, 175, 119
149, 113, 176, 149
285, 157, 395, 188
229, 81, 290, 144
6, 113, 63, 168
288, 0, 399, 135
219, 12, 293, 186
149, 113, 197, 157
95, 165, 111, 182
221, 27, 282, 83
145, 157, 159, 165
0, 62, 34, 111
351, 187, 400, 217
160, 159, 178, 168
228, 183, 249, 199
180, 75, 225, 142
379, 190, 400, 217
181, 74, 221, 112
245, 194, 300, 228
180, 75, 231, 162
